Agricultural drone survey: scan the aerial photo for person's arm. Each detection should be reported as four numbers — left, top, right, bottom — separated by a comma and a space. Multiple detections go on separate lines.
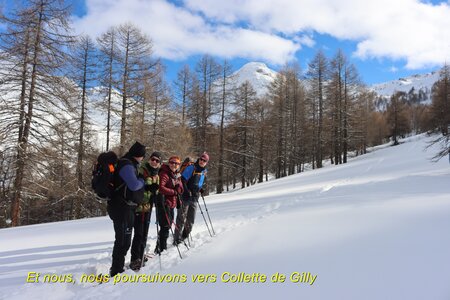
119, 165, 144, 191
159, 173, 176, 196
198, 170, 207, 188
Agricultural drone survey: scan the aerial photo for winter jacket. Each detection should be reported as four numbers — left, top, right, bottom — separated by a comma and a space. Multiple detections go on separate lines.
181, 162, 207, 199
111, 154, 145, 207
158, 164, 183, 209
137, 162, 159, 213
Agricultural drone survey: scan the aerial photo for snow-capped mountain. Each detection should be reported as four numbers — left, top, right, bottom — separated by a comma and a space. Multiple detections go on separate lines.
232, 62, 441, 106
232, 62, 278, 96
370, 71, 440, 103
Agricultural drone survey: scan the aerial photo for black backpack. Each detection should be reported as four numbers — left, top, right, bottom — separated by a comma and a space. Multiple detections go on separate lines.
91, 151, 118, 199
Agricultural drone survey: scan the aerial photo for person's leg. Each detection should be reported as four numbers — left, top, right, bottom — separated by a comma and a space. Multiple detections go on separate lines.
130, 212, 143, 262
110, 206, 134, 276
174, 203, 189, 242
155, 201, 169, 253
141, 211, 151, 256
182, 200, 197, 239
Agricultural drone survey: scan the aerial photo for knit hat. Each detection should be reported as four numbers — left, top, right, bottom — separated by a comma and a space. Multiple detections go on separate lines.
200, 152, 209, 162
150, 151, 162, 160
128, 141, 146, 158
168, 156, 181, 164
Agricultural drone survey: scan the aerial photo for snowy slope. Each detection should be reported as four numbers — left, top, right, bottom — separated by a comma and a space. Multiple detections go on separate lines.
1, 134, 450, 300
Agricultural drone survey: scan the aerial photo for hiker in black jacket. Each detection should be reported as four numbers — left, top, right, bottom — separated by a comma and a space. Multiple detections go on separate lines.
107, 141, 146, 277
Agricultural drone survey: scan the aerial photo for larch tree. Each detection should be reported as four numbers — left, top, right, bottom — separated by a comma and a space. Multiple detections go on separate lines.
0, 0, 75, 226
116, 23, 154, 155
307, 50, 329, 168
429, 64, 450, 160
97, 27, 120, 151
70, 35, 98, 219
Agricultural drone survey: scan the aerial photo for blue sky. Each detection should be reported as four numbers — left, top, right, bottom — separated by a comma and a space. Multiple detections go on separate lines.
3, 0, 450, 85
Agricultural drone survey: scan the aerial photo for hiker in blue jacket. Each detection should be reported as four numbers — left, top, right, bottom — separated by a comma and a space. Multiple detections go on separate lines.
107, 141, 146, 277
173, 152, 208, 244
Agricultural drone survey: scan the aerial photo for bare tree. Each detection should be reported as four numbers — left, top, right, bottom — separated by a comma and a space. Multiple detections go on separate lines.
232, 81, 258, 188
116, 23, 154, 155
174, 65, 192, 127
0, 0, 75, 226
327, 50, 359, 164
307, 50, 329, 168
387, 92, 410, 145
193, 55, 221, 152
429, 64, 450, 160
97, 27, 120, 151
70, 35, 97, 219
216, 60, 234, 193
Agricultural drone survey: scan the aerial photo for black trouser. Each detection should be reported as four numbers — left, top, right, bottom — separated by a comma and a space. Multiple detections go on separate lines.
108, 203, 135, 276
174, 198, 198, 241
130, 208, 152, 262
155, 201, 173, 252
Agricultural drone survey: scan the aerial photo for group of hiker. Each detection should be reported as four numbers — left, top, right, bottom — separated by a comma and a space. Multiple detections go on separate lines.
105, 141, 209, 276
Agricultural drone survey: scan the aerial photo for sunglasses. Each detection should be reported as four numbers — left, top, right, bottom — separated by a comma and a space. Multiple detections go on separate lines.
169, 161, 180, 165
150, 157, 160, 163
200, 158, 208, 163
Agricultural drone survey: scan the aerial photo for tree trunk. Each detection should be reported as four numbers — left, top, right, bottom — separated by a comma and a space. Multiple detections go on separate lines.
11, 4, 44, 226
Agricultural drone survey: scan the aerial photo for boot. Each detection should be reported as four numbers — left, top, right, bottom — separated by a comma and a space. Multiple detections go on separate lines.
129, 259, 142, 271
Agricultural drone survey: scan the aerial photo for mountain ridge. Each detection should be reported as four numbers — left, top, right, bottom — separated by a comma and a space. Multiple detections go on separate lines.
232, 62, 441, 102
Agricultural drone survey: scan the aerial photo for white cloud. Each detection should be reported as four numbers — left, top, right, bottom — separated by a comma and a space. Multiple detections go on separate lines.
183, 0, 450, 69
72, 0, 450, 69
389, 66, 399, 73
72, 0, 300, 64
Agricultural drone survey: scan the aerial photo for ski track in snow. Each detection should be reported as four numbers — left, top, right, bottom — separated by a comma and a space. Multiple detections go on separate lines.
1, 133, 450, 299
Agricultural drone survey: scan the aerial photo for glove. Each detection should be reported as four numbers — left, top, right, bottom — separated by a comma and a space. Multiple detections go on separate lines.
149, 183, 158, 194
176, 196, 182, 209
141, 203, 151, 212
175, 183, 183, 195
200, 188, 204, 196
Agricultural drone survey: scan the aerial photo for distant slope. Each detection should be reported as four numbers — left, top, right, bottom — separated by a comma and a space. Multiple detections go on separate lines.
371, 71, 440, 99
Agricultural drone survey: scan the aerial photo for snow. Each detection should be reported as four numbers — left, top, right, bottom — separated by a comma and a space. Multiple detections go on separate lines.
232, 62, 278, 96
1, 134, 450, 299
370, 71, 440, 101
231, 62, 440, 105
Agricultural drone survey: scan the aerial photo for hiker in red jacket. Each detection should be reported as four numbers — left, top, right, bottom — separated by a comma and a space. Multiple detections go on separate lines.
154, 156, 183, 254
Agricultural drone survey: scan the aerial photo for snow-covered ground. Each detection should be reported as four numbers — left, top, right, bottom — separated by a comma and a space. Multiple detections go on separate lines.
1, 134, 449, 300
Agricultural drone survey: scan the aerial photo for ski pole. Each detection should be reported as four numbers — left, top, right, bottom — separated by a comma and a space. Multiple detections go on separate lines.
161, 202, 183, 259
154, 202, 162, 271
196, 197, 212, 237
175, 194, 190, 250
140, 201, 154, 269
201, 194, 215, 235
187, 233, 191, 248
140, 210, 148, 269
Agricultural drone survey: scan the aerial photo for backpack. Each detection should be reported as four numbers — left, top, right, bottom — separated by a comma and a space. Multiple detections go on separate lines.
91, 151, 118, 199
180, 157, 194, 175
